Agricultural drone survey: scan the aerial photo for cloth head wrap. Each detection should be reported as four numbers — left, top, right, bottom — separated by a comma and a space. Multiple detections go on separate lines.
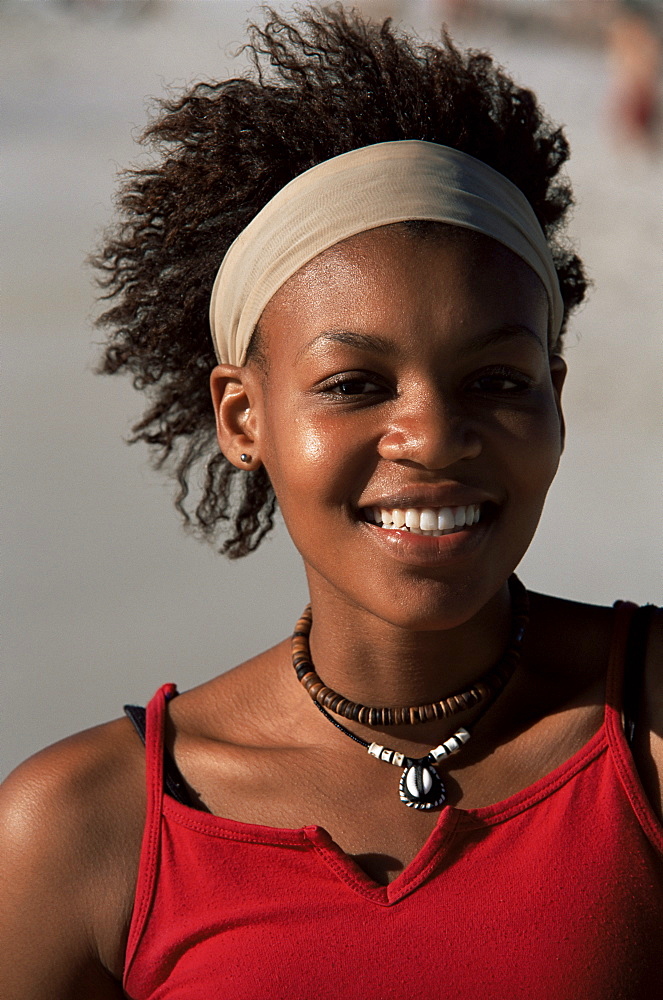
209, 140, 563, 365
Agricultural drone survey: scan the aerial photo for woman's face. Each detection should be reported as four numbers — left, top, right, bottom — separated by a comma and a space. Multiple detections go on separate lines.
225, 226, 565, 629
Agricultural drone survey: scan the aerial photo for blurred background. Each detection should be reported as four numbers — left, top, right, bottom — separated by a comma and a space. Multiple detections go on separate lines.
2, 0, 661, 778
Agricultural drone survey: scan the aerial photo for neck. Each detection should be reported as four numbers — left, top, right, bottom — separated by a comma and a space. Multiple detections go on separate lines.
302, 575, 514, 711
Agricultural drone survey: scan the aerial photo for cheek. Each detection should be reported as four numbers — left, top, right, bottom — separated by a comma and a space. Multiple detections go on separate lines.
533, 394, 564, 473
261, 399, 368, 511
507, 399, 564, 499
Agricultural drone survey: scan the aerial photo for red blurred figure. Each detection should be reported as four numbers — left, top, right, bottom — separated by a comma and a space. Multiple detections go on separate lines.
609, 0, 662, 145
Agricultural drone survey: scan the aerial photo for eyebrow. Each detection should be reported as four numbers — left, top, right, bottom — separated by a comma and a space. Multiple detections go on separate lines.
298, 324, 546, 360
470, 324, 547, 355
297, 329, 394, 360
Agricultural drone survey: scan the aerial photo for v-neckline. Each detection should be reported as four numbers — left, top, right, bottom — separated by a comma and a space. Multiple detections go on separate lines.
302, 806, 461, 905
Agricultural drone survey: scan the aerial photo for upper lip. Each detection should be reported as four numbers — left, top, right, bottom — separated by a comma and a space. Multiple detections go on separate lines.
357, 485, 498, 510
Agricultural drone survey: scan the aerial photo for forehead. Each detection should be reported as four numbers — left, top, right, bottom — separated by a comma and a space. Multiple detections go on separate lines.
258, 224, 549, 358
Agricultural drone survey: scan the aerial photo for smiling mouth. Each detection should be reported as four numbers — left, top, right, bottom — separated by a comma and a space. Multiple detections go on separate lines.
361, 503, 482, 537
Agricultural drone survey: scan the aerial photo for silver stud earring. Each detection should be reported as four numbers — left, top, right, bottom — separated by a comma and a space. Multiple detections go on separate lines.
240, 453, 252, 464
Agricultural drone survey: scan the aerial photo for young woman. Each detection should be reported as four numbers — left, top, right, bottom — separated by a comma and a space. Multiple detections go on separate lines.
1, 8, 660, 998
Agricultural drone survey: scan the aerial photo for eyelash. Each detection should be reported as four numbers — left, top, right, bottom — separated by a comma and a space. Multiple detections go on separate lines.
321, 374, 386, 398
469, 366, 533, 394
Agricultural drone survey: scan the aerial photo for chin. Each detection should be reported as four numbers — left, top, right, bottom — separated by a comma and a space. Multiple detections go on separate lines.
372, 585, 507, 632
308, 566, 512, 634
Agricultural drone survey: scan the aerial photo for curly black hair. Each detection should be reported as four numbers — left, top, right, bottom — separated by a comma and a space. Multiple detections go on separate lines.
93, 4, 587, 558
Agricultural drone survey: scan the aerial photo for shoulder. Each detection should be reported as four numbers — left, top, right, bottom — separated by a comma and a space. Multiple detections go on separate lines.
525, 591, 616, 685
524, 592, 663, 821
530, 590, 662, 698
0, 715, 146, 869
0, 716, 145, 993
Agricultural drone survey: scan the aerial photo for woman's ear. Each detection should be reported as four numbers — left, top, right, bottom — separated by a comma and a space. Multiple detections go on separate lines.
549, 354, 567, 452
210, 365, 262, 470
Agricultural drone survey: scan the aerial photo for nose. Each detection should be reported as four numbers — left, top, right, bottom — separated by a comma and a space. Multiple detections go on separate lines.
377, 393, 482, 470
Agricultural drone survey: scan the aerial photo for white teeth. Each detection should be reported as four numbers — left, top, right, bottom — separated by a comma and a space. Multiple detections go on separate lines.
365, 502, 484, 535
404, 509, 419, 529
437, 507, 455, 531
419, 509, 437, 531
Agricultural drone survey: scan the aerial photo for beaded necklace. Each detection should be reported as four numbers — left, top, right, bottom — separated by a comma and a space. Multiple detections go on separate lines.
292, 576, 529, 810
292, 575, 528, 727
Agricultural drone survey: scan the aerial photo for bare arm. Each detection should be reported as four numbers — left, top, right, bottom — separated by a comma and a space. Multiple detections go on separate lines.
0, 721, 144, 998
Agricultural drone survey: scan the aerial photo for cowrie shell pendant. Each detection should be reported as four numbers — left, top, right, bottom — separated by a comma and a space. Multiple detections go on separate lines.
399, 763, 446, 810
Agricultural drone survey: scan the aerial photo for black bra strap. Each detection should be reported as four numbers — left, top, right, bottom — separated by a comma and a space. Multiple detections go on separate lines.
124, 704, 206, 810
622, 604, 656, 747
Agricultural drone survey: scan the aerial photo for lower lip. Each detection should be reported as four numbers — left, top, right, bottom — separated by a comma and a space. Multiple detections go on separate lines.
359, 518, 491, 566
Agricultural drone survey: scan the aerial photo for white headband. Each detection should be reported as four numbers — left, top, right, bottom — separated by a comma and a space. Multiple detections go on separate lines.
209, 140, 563, 365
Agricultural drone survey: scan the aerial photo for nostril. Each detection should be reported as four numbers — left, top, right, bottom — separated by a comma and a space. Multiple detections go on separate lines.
378, 416, 482, 469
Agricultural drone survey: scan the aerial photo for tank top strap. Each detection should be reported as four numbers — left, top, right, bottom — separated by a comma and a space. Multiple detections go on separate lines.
124, 683, 179, 979
145, 681, 178, 804
604, 602, 663, 853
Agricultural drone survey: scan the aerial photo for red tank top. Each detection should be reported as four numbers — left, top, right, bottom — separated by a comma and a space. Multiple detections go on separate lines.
123, 603, 663, 999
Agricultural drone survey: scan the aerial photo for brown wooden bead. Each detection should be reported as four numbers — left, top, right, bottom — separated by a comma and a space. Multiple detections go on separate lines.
291, 577, 529, 727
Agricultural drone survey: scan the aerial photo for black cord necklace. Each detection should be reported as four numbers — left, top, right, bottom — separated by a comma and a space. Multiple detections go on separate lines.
312, 698, 472, 809
294, 576, 530, 811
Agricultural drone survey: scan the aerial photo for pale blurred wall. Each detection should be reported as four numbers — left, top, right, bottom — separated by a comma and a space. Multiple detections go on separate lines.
2, 0, 661, 778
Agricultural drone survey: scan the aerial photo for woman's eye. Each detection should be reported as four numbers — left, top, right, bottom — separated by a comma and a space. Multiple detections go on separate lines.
470, 371, 530, 393
326, 378, 384, 397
